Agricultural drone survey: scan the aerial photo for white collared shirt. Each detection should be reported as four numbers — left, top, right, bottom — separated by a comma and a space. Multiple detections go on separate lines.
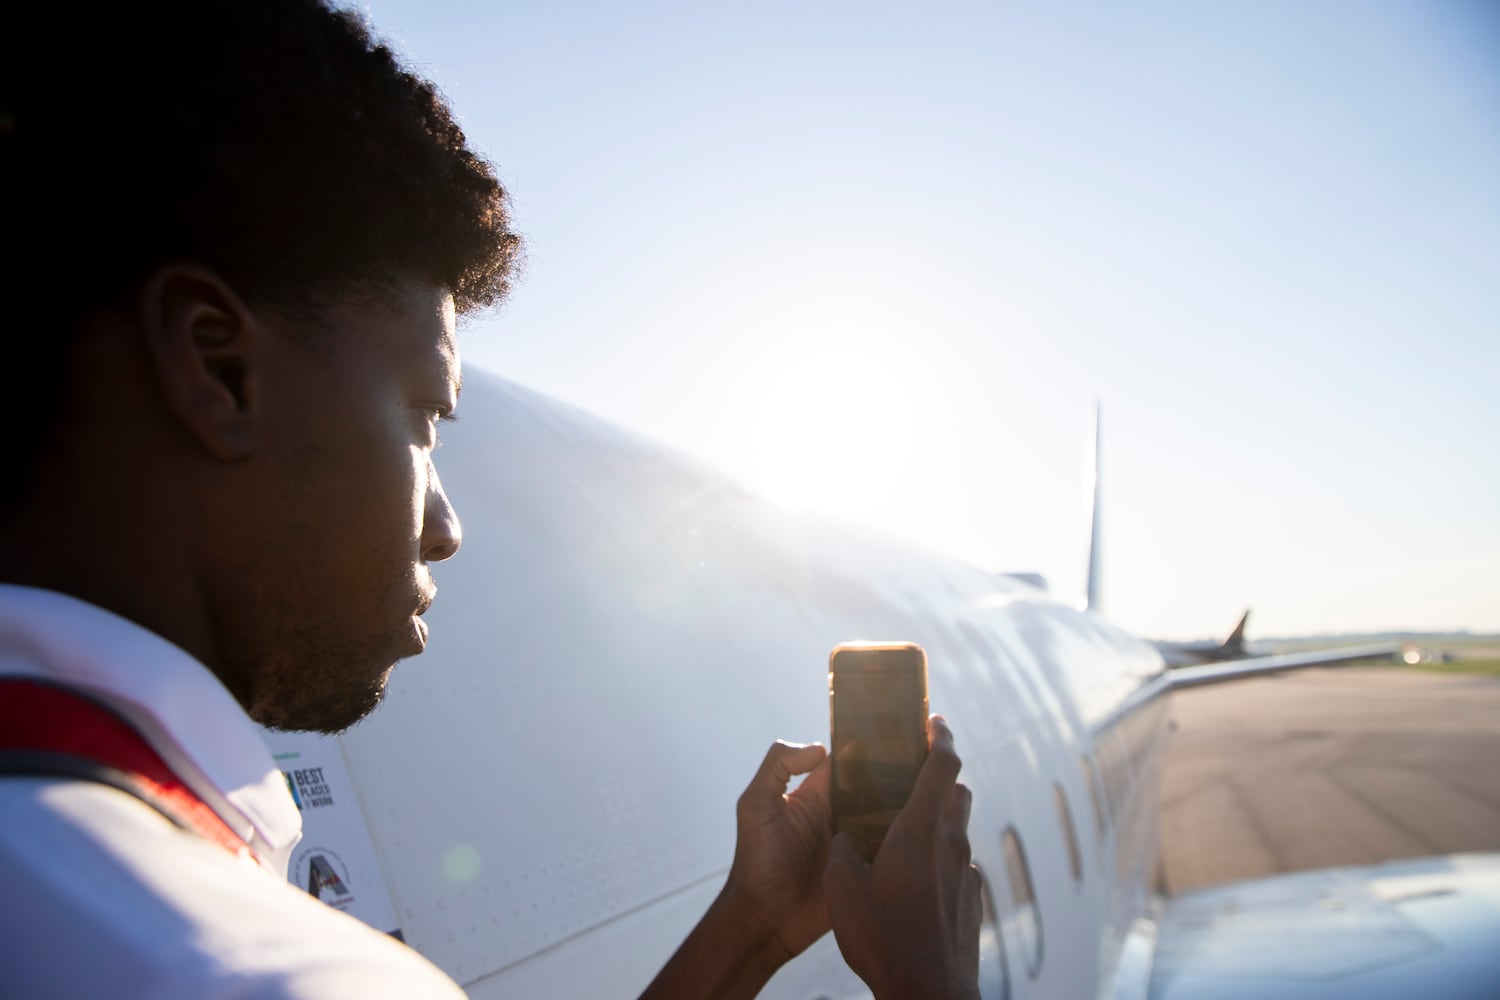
0, 585, 465, 998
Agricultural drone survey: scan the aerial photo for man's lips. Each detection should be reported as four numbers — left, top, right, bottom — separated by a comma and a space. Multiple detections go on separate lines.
411, 586, 436, 648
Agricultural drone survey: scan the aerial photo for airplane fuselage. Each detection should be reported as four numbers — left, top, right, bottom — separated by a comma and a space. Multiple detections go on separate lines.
314, 371, 1175, 999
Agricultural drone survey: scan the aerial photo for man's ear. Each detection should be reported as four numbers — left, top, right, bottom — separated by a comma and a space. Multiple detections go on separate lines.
138, 265, 262, 461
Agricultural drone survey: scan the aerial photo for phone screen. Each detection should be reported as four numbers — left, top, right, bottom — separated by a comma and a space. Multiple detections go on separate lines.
830, 642, 929, 857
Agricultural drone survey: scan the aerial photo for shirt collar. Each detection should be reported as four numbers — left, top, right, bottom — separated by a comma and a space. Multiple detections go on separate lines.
0, 584, 302, 873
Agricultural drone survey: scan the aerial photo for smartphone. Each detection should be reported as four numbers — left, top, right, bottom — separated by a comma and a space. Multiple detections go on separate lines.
829, 641, 930, 860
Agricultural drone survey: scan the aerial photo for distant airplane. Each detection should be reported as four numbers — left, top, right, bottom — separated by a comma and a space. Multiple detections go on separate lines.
1155, 609, 1400, 673
265, 372, 1491, 999
1154, 609, 1254, 668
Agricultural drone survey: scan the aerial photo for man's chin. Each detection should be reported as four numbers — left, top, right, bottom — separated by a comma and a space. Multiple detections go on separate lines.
252, 663, 395, 735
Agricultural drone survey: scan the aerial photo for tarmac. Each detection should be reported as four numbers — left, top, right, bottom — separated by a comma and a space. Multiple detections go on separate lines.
1158, 666, 1500, 895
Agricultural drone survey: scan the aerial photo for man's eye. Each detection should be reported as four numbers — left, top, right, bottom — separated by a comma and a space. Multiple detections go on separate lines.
417, 407, 456, 447
433, 409, 456, 447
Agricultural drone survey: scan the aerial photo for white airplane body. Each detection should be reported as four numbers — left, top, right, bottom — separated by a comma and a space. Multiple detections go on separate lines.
264, 371, 1500, 999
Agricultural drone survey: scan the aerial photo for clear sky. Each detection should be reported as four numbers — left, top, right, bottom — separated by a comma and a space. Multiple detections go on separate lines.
363, 0, 1498, 640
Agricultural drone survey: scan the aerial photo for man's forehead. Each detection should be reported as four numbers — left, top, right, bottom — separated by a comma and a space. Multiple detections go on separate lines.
440, 335, 462, 402
438, 297, 463, 401
297, 280, 460, 392
388, 283, 460, 397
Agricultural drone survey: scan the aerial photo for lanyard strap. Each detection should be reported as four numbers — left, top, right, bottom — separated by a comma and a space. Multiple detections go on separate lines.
0, 678, 259, 866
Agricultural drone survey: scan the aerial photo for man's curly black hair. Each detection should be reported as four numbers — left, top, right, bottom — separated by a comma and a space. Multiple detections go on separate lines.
1, 1, 521, 499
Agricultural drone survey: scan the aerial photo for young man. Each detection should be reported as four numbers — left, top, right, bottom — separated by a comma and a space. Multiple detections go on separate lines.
0, 3, 979, 996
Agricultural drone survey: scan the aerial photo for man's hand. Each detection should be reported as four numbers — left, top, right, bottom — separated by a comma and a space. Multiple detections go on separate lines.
721, 741, 833, 961
638, 741, 832, 1000
823, 716, 981, 1000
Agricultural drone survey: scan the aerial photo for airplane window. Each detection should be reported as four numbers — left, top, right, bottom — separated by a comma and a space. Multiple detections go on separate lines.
1117, 726, 1134, 790
974, 863, 1010, 1000
1002, 827, 1043, 977
1053, 783, 1083, 883
1110, 727, 1134, 803
1097, 734, 1121, 819
1081, 755, 1106, 837
1129, 707, 1150, 768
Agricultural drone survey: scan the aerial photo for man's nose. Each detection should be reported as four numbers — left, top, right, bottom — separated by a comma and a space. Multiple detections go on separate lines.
421, 461, 462, 562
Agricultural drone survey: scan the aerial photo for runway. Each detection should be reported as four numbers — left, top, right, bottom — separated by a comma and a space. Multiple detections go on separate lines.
1158, 666, 1500, 895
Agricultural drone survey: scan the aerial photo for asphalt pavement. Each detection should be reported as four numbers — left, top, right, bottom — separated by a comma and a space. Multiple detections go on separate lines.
1159, 667, 1500, 894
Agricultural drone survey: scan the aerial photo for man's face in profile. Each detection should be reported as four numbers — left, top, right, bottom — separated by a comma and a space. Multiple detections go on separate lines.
229, 281, 463, 734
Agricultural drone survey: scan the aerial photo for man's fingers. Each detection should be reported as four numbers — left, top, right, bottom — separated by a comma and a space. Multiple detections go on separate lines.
905, 715, 962, 820
741, 741, 827, 815
960, 863, 983, 938
943, 782, 973, 831
822, 832, 868, 913
789, 752, 833, 809
927, 715, 955, 757
826, 831, 867, 871
941, 784, 974, 869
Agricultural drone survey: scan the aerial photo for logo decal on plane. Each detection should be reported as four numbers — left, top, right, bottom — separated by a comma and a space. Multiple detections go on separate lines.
285, 766, 335, 810
293, 846, 356, 909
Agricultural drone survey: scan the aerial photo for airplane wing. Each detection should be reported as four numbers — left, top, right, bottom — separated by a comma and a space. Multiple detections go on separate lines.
1148, 853, 1500, 1000
1163, 642, 1402, 691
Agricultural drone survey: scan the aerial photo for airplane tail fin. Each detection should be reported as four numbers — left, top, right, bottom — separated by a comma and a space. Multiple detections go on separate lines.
1218, 609, 1251, 655
1084, 402, 1102, 613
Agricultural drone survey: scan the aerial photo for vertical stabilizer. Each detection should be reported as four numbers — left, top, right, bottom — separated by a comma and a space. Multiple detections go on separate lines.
1084, 402, 1102, 613
1218, 609, 1251, 656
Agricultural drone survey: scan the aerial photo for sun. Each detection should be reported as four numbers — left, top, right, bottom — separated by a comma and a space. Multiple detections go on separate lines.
632, 230, 1056, 571
739, 340, 939, 521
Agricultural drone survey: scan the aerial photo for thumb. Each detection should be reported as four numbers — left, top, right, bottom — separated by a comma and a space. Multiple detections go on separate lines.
822, 832, 869, 916
749, 741, 827, 800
